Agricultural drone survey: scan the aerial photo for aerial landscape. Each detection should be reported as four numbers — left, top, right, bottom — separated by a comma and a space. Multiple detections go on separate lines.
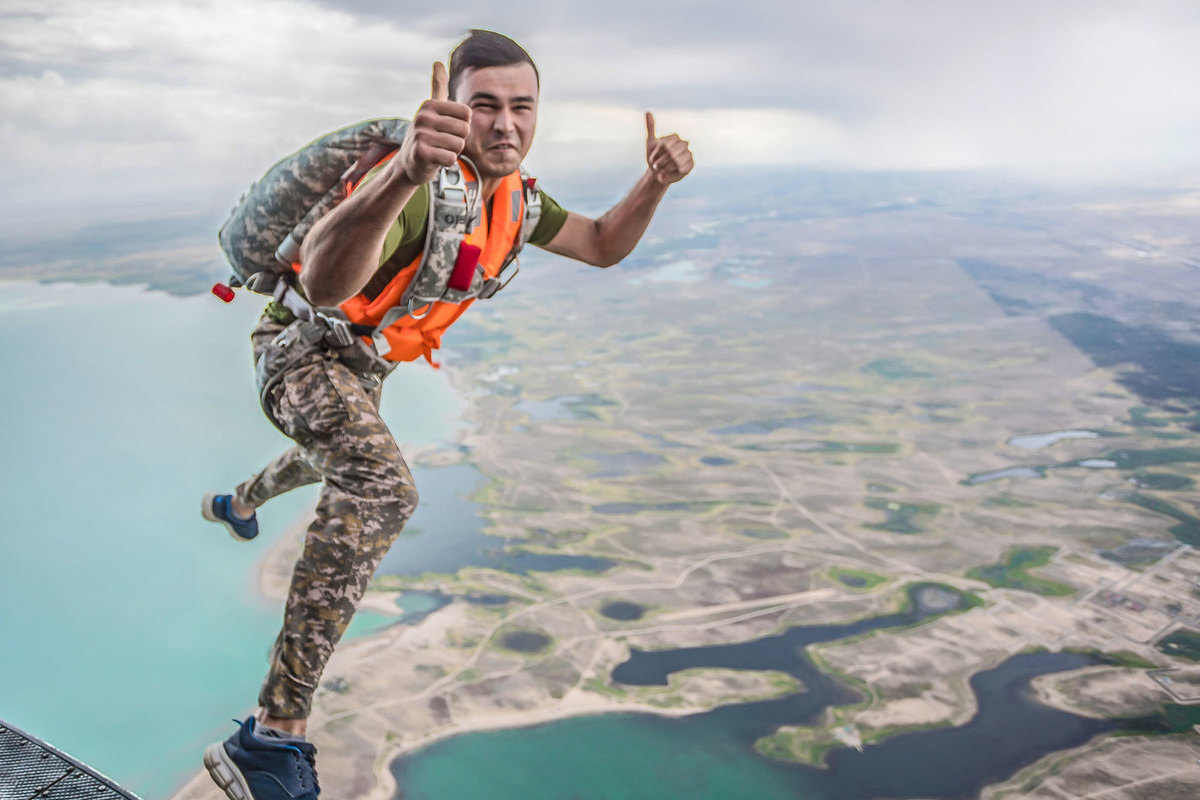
143, 169, 1200, 799
4, 5, 1200, 799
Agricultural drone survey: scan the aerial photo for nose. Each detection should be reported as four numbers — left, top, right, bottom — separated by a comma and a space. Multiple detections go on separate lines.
493, 107, 515, 134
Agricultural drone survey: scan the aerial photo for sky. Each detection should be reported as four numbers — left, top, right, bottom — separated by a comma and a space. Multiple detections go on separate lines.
2, 0, 1199, 234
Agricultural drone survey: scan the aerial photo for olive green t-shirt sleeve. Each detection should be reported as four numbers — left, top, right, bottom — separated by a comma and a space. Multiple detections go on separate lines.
529, 189, 567, 246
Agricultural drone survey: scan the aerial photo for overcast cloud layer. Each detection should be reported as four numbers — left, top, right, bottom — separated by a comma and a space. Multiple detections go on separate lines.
3, 0, 1199, 232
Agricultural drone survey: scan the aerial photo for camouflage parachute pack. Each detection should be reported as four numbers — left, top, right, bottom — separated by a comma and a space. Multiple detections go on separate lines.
217, 117, 542, 311
218, 117, 409, 295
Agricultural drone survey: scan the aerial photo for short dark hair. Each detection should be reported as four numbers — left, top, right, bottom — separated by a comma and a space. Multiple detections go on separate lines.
448, 29, 539, 100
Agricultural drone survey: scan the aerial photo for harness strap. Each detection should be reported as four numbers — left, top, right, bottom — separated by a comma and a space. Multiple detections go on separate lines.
273, 281, 374, 347
401, 160, 480, 308
272, 160, 540, 367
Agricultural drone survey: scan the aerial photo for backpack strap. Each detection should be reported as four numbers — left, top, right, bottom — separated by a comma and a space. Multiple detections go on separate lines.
271, 280, 373, 348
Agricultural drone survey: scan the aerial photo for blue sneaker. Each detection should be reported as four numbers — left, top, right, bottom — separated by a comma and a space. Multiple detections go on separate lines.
203, 717, 319, 800
202, 493, 259, 542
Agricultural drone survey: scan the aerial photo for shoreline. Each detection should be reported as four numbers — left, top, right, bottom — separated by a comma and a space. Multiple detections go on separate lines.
355, 691, 709, 800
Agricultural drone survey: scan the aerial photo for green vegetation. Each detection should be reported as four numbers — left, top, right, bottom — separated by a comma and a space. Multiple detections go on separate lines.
741, 527, 789, 540
1123, 408, 1200, 432
858, 718, 955, 746
1128, 472, 1194, 491
497, 629, 553, 655
828, 567, 890, 590
1100, 447, 1200, 469
967, 547, 1076, 597
755, 726, 834, 765
1123, 493, 1200, 546
1093, 650, 1159, 669
1157, 703, 1200, 731
1156, 629, 1200, 661
1126, 407, 1171, 428
1118, 702, 1200, 738
415, 664, 448, 679
1048, 647, 1158, 670
865, 498, 941, 534
985, 496, 1035, 508
371, 575, 418, 592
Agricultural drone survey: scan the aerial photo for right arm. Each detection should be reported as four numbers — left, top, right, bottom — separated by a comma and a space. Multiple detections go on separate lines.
299, 63, 470, 307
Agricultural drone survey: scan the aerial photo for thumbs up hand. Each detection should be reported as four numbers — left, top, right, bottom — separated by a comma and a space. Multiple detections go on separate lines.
644, 112, 694, 186
397, 62, 472, 186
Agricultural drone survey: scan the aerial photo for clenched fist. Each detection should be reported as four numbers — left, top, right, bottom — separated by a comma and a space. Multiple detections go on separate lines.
645, 112, 694, 186
397, 62, 472, 185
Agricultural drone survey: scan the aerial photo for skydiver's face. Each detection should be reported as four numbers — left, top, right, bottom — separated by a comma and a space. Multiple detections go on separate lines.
454, 63, 539, 181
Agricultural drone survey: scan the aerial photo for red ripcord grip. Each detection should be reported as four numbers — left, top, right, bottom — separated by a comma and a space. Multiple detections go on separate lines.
211, 283, 235, 303
448, 243, 482, 292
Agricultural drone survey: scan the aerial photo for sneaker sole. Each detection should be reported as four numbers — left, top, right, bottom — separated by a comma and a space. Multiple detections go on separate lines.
203, 742, 254, 800
201, 492, 256, 543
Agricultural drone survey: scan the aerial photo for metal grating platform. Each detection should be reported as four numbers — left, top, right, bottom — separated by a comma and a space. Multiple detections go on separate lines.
0, 721, 141, 800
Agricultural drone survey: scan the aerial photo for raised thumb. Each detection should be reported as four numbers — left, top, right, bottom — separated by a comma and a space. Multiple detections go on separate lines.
432, 61, 449, 102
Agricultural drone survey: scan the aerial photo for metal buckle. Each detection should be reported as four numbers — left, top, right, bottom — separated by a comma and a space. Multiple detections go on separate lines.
408, 297, 435, 319
477, 261, 520, 299
318, 314, 356, 347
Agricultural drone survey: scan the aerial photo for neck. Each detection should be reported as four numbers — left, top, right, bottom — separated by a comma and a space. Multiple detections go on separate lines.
480, 176, 504, 201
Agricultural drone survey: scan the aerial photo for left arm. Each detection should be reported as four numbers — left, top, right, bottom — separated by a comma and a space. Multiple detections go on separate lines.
541, 112, 694, 268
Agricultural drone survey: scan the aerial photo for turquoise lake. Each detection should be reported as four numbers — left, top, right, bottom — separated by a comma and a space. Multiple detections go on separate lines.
0, 281, 464, 798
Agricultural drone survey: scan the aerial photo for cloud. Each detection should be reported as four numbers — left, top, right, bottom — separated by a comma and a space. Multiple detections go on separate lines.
1, 0, 1199, 233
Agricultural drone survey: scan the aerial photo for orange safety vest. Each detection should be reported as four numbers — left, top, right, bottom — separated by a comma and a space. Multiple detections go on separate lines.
309, 159, 527, 365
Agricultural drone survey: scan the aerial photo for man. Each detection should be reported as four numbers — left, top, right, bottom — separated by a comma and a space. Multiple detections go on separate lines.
201, 29, 692, 800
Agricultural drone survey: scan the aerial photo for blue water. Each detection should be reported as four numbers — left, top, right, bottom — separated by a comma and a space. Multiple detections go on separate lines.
394, 640, 1108, 799
0, 281, 463, 798
344, 591, 452, 639
376, 462, 613, 577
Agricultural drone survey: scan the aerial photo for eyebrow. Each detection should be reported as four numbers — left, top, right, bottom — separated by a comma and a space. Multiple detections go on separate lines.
467, 92, 537, 105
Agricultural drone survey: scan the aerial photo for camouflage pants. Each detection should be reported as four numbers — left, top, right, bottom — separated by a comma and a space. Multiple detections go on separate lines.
235, 314, 418, 720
